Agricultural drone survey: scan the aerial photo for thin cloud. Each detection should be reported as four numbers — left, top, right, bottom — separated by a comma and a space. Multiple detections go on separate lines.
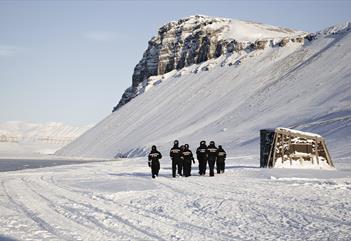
0, 45, 19, 57
84, 31, 125, 42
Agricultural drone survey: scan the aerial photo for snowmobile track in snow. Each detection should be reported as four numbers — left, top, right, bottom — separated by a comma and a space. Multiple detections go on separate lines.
0, 158, 350, 240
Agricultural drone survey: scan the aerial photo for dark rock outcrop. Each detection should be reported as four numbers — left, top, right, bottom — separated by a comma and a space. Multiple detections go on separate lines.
113, 15, 306, 111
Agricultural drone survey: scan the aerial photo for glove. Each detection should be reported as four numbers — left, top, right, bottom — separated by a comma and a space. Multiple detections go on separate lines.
148, 162, 151, 167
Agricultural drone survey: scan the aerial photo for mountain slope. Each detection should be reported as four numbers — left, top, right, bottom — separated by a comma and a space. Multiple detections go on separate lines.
113, 15, 306, 110
57, 20, 351, 161
0, 121, 91, 145
0, 121, 92, 156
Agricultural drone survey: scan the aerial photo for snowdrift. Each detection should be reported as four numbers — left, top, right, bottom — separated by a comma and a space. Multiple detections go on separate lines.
57, 22, 351, 160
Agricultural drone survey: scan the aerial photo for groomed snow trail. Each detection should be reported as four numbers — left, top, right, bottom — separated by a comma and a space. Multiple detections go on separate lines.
0, 158, 350, 241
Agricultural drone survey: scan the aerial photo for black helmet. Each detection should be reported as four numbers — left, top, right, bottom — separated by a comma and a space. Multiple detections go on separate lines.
174, 140, 179, 145
185, 144, 189, 149
152, 145, 157, 151
200, 140, 206, 145
210, 141, 215, 145
218, 145, 222, 148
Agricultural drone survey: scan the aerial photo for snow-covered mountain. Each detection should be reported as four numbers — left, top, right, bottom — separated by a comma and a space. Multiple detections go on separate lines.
113, 15, 307, 110
0, 121, 92, 157
57, 16, 351, 160
0, 121, 91, 145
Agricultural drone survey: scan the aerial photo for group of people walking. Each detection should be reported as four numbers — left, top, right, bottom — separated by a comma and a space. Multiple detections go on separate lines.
148, 140, 226, 178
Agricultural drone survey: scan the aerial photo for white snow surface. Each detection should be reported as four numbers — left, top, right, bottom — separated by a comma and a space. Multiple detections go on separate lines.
0, 121, 92, 157
275, 127, 322, 138
57, 23, 351, 161
1, 156, 350, 240
222, 19, 306, 42
170, 15, 306, 42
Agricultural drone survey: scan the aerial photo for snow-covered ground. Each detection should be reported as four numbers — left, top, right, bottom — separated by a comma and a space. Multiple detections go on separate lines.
1, 156, 350, 240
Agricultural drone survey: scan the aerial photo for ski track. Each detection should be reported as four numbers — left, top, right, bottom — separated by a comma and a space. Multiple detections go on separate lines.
0, 158, 351, 241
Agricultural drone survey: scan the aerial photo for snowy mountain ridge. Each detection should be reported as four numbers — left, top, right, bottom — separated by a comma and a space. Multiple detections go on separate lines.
58, 19, 351, 160
113, 15, 308, 110
317, 21, 351, 36
0, 121, 92, 145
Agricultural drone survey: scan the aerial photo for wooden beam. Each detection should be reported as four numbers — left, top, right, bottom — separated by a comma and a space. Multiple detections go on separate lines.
275, 129, 323, 142
281, 134, 285, 164
267, 132, 277, 168
288, 135, 292, 165
272, 134, 279, 167
315, 140, 319, 165
322, 140, 334, 167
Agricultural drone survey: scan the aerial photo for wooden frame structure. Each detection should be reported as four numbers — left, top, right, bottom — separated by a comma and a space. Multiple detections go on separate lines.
261, 128, 334, 168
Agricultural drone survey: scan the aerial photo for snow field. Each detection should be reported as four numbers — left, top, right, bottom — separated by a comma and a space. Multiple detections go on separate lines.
1, 157, 350, 241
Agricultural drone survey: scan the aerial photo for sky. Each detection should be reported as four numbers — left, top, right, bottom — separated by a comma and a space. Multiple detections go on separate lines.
0, 0, 350, 126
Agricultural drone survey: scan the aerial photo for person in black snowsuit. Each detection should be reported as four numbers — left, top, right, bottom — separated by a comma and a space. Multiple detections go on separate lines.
148, 145, 162, 178
207, 141, 218, 177
170, 140, 182, 177
216, 145, 226, 174
178, 145, 185, 176
182, 144, 195, 177
196, 140, 208, 175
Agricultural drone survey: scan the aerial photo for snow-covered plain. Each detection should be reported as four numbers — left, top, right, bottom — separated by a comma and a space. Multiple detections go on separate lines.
1, 156, 350, 241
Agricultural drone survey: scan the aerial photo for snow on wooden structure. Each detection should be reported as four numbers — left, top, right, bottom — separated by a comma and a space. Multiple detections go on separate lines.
260, 127, 334, 169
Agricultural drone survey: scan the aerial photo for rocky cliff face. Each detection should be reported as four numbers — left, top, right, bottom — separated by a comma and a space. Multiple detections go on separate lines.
58, 21, 351, 159
113, 15, 307, 111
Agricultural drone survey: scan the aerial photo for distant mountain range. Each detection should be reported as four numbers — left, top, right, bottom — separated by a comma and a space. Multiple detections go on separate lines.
0, 121, 92, 145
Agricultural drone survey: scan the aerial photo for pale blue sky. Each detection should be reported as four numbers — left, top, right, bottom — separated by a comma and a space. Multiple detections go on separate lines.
0, 0, 350, 125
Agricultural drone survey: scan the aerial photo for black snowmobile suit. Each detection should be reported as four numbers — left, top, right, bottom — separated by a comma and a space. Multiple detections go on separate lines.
207, 144, 218, 177
170, 144, 182, 177
178, 145, 185, 176
216, 146, 226, 174
196, 144, 208, 175
148, 148, 162, 178
182, 148, 195, 177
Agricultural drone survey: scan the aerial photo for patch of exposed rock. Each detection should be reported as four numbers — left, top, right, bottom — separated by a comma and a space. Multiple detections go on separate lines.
113, 15, 307, 111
